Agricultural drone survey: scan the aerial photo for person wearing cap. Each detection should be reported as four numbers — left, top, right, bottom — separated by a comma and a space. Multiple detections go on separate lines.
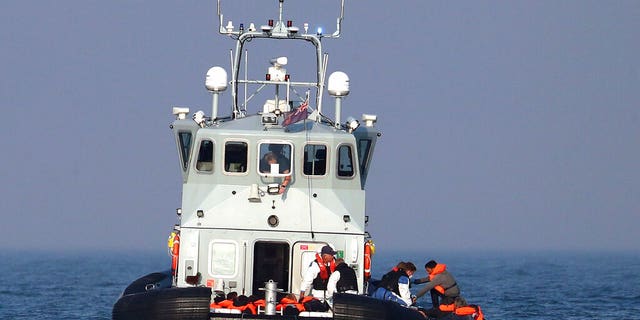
299, 245, 336, 302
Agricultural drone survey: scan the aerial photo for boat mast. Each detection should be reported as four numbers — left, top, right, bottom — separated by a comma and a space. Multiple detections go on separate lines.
215, 0, 344, 119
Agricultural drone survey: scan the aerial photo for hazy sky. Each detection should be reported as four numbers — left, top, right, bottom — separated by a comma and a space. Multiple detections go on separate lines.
1, 1, 638, 254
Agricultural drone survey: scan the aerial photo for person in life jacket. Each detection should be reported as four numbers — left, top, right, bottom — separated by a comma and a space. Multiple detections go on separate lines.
299, 245, 336, 302
413, 260, 461, 316
325, 258, 359, 306
371, 261, 417, 307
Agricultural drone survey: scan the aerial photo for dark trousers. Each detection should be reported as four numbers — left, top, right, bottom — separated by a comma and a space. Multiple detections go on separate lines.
430, 289, 442, 308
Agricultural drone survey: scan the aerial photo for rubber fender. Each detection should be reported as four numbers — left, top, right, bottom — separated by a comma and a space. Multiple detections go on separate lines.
113, 286, 211, 320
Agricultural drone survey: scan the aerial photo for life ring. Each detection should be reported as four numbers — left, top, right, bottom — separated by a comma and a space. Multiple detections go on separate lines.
364, 240, 374, 280
168, 232, 180, 276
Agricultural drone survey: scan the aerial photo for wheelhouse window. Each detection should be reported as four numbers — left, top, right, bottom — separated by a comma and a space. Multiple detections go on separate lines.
337, 144, 355, 178
303, 144, 327, 176
224, 141, 248, 173
357, 139, 372, 175
258, 143, 292, 176
178, 132, 192, 170
195, 140, 214, 172
209, 241, 237, 277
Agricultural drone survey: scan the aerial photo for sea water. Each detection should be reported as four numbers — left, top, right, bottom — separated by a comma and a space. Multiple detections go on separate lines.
1, 250, 638, 320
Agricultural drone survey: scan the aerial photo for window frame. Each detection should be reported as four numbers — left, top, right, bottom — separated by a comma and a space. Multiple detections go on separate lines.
177, 131, 193, 171
222, 139, 250, 176
207, 240, 239, 278
336, 143, 356, 179
256, 141, 294, 178
302, 143, 329, 177
194, 139, 215, 173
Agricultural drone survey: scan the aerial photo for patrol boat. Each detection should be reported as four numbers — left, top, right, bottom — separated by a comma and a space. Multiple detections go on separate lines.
112, 1, 476, 320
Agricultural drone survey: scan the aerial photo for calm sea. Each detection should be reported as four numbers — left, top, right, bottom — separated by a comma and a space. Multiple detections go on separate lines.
1, 250, 639, 319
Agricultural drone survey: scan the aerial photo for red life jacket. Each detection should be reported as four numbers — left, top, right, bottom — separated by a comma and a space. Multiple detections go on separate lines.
315, 253, 336, 280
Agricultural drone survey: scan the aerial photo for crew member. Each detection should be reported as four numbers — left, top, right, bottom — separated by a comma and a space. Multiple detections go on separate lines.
371, 261, 416, 306
299, 245, 336, 301
325, 258, 358, 305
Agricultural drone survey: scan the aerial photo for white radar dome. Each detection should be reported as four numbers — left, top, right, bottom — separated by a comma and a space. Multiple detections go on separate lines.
328, 71, 350, 96
205, 66, 228, 92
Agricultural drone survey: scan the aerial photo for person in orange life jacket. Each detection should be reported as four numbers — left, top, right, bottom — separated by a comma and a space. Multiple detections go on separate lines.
299, 245, 336, 302
326, 258, 359, 305
413, 260, 460, 310
371, 261, 417, 307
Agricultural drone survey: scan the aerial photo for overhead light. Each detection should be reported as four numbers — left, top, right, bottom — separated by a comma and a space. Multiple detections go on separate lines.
345, 117, 359, 132
261, 113, 277, 125
343, 215, 351, 223
197, 210, 204, 218
193, 110, 206, 127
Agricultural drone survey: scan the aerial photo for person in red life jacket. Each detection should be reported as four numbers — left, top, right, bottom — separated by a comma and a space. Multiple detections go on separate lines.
371, 261, 417, 307
299, 245, 336, 302
413, 260, 461, 316
326, 258, 359, 305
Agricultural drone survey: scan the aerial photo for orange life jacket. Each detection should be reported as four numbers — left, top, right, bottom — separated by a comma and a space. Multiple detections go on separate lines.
276, 296, 307, 312
210, 299, 256, 314
438, 303, 456, 312
455, 305, 484, 320
428, 264, 448, 294
315, 253, 336, 280
217, 299, 234, 308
